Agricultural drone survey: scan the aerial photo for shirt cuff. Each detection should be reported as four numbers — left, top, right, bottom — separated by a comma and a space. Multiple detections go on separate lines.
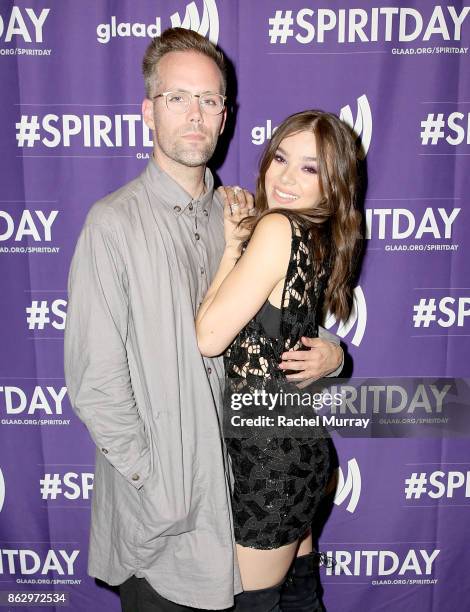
326, 349, 344, 377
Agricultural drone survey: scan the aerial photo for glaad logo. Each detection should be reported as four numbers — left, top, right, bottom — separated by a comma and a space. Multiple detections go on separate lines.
251, 95, 372, 153
340, 94, 372, 159
97, 17, 161, 44
334, 458, 361, 513
0, 469, 5, 512
324, 286, 367, 347
96, 0, 219, 45
170, 0, 219, 44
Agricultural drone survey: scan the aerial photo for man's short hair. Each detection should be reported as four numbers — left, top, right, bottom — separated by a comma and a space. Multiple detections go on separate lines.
142, 28, 227, 98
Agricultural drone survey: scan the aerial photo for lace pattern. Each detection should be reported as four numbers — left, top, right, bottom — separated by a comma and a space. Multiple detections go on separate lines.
223, 212, 331, 549
225, 213, 327, 387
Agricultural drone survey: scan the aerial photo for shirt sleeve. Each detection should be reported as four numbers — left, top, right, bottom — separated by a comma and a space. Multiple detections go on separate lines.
64, 217, 150, 489
318, 325, 344, 377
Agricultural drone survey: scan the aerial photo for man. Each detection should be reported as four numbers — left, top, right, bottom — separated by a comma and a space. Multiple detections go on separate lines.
64, 28, 343, 611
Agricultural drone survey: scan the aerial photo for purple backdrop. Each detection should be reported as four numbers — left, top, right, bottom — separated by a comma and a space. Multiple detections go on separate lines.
1, 1, 469, 610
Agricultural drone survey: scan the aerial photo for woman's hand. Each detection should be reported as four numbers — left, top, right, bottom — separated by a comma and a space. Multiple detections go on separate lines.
216, 186, 255, 252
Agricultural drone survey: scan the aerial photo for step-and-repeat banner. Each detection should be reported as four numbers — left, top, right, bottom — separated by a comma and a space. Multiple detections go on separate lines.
0, 1, 469, 610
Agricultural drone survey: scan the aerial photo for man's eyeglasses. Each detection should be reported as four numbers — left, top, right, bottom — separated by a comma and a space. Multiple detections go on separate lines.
152, 91, 226, 116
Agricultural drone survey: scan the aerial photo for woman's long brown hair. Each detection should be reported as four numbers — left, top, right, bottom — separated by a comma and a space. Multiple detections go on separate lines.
242, 109, 363, 322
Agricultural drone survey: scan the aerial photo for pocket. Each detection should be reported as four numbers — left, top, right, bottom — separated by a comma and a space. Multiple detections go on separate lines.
138, 472, 198, 538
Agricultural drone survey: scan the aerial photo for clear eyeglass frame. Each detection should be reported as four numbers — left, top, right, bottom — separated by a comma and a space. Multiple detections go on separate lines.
152, 91, 226, 115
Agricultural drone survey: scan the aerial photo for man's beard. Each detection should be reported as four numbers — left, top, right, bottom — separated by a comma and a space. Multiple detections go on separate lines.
157, 129, 218, 168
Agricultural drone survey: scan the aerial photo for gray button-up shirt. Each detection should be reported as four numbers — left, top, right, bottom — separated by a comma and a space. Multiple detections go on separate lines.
64, 159, 242, 609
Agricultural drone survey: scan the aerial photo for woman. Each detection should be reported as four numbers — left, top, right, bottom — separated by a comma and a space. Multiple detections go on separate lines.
196, 110, 362, 611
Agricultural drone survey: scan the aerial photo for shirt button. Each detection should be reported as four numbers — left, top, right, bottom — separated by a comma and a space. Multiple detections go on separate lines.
203, 209, 208, 216
200, 267, 205, 275
101, 448, 108, 454
131, 473, 140, 482
189, 203, 194, 211
207, 367, 212, 374
195, 233, 200, 240
174, 205, 181, 213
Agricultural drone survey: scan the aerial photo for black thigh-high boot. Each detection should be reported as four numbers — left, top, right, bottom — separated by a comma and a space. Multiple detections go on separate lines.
280, 552, 328, 611
233, 580, 284, 611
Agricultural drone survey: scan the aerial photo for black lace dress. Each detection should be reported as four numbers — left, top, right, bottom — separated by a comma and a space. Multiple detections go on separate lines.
223, 212, 331, 550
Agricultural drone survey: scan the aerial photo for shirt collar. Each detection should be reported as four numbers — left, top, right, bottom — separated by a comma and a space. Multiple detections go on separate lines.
144, 157, 215, 218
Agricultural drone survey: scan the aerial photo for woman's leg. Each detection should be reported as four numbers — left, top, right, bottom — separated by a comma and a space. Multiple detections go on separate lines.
236, 540, 299, 590
233, 540, 300, 611
296, 530, 313, 557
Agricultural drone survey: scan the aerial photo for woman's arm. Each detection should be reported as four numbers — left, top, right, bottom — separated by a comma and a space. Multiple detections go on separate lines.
196, 213, 292, 357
